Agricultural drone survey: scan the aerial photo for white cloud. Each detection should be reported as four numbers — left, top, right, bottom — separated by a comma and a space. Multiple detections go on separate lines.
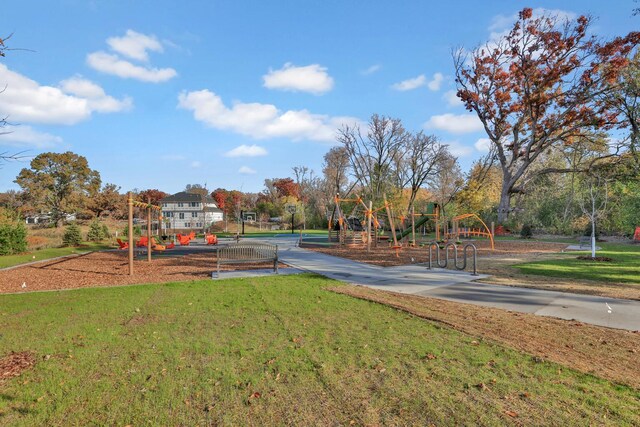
0, 125, 62, 148
238, 166, 257, 175
474, 138, 492, 152
263, 63, 334, 95
87, 51, 177, 83
443, 140, 474, 157
107, 29, 163, 62
178, 89, 358, 143
391, 74, 426, 91
225, 144, 268, 158
425, 113, 484, 134
361, 64, 381, 75
191, 161, 202, 168
427, 73, 444, 91
0, 64, 130, 125
60, 76, 132, 113
443, 90, 463, 107
87, 30, 177, 83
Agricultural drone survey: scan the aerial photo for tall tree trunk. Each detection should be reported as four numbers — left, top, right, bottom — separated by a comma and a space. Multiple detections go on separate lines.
497, 182, 512, 224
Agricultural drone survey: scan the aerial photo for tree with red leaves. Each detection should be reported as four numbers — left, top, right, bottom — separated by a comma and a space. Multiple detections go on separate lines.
455, 8, 639, 223
137, 189, 168, 205
272, 178, 300, 200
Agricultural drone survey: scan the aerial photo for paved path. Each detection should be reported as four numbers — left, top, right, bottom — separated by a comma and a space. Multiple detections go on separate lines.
263, 237, 640, 331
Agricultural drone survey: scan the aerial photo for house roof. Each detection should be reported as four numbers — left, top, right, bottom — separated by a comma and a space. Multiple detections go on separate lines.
160, 191, 216, 204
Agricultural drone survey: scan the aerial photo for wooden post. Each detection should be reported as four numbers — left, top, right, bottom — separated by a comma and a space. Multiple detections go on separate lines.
147, 197, 152, 262
158, 213, 163, 237
411, 206, 416, 247
435, 205, 440, 242
128, 192, 133, 276
367, 201, 372, 253
384, 195, 399, 247
491, 221, 495, 238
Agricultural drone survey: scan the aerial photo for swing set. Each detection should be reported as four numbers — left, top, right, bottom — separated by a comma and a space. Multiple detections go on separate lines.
126, 192, 164, 276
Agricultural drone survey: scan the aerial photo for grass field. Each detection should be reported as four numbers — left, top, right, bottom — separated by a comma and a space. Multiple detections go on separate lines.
514, 243, 640, 284
0, 275, 638, 425
0, 243, 113, 269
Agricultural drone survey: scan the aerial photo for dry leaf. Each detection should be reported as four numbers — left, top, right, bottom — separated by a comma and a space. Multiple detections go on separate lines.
504, 410, 518, 418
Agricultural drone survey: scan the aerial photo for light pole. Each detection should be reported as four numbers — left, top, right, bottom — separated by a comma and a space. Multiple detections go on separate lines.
285, 204, 297, 234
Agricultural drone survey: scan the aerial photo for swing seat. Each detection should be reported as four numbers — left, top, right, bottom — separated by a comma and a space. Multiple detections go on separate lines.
116, 238, 128, 250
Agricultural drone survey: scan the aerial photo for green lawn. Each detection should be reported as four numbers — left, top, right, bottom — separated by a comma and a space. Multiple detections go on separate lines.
0, 275, 637, 425
514, 243, 640, 284
0, 243, 113, 269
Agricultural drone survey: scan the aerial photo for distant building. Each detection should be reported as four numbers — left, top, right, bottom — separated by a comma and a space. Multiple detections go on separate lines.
25, 212, 76, 225
160, 192, 223, 232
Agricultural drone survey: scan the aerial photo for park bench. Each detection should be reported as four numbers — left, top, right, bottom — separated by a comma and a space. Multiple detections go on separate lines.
579, 236, 591, 249
215, 242, 278, 277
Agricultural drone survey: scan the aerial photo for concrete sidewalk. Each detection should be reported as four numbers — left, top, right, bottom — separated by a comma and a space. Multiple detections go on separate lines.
272, 241, 640, 331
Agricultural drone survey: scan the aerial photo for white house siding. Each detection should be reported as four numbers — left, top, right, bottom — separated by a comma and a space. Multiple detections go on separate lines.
159, 194, 223, 232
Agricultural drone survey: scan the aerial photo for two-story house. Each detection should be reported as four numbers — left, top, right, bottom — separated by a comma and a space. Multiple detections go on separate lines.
160, 192, 224, 233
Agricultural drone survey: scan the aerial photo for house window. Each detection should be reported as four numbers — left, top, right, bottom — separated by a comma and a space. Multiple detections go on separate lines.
196, 222, 202, 228
190, 202, 199, 207
179, 213, 185, 219
191, 212, 198, 218
178, 202, 184, 207
162, 203, 167, 207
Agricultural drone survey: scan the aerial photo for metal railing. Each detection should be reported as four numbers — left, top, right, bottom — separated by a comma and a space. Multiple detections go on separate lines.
427, 241, 478, 275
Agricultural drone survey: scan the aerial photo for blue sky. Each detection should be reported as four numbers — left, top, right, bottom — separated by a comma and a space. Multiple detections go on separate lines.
0, 1, 637, 194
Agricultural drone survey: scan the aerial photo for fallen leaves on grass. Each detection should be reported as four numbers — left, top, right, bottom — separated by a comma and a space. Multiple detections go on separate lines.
0, 351, 36, 382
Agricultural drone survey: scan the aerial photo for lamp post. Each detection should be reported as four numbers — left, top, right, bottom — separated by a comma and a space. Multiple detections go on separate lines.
285, 204, 297, 234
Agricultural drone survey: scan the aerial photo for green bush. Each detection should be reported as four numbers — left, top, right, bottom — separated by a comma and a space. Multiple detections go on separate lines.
520, 224, 533, 239
62, 223, 82, 247
121, 225, 141, 237
0, 208, 28, 255
102, 224, 110, 239
87, 219, 105, 241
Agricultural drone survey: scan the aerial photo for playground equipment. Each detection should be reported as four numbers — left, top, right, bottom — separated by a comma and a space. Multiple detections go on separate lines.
634, 226, 640, 242
127, 192, 163, 276
205, 234, 218, 245
426, 241, 478, 275
116, 238, 129, 250
328, 194, 443, 254
445, 213, 495, 250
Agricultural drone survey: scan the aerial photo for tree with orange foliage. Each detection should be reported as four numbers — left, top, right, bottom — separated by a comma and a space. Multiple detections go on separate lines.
455, 8, 639, 223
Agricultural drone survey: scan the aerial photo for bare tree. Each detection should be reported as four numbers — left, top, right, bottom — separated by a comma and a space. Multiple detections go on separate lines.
337, 114, 409, 202
427, 152, 464, 216
322, 146, 350, 196
577, 172, 609, 258
395, 132, 448, 213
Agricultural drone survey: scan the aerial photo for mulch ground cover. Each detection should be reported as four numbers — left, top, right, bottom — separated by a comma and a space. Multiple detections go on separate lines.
0, 251, 284, 294
303, 239, 567, 267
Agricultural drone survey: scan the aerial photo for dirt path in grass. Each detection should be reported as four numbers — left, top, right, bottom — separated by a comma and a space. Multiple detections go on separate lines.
329, 285, 640, 390
305, 240, 640, 300
0, 251, 284, 294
